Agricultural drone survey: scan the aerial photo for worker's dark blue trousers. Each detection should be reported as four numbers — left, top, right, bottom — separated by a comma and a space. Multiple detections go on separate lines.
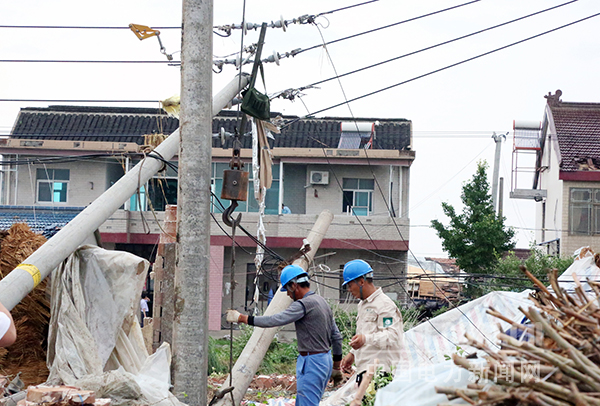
296, 351, 332, 406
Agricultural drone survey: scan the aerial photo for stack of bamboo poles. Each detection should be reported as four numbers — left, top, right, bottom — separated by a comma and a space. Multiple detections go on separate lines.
437, 259, 600, 406
0, 223, 50, 386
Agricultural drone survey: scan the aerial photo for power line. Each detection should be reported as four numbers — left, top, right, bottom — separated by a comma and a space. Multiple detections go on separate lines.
302, 0, 578, 89
0, 25, 181, 29
0, 99, 159, 103
296, 0, 481, 56
316, 0, 379, 17
283, 10, 600, 128
0, 59, 176, 64
301, 29, 502, 346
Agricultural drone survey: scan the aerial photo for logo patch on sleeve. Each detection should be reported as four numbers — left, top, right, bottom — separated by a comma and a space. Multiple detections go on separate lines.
383, 317, 393, 328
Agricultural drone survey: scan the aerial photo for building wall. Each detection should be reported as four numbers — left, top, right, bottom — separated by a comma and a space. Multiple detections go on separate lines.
303, 164, 393, 216
217, 243, 407, 326
209, 245, 224, 330
536, 116, 563, 245
14, 158, 110, 207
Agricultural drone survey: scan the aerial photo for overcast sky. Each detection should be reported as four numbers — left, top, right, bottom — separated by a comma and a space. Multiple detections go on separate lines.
2, 0, 599, 257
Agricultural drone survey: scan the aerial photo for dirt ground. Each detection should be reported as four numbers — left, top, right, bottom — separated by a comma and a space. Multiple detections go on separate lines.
208, 372, 351, 405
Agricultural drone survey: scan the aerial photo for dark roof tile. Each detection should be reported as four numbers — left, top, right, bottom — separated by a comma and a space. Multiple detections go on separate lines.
550, 102, 600, 172
11, 106, 412, 150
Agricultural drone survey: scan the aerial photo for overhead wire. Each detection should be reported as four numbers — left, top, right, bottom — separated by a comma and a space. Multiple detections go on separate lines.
0, 25, 181, 29
308, 21, 501, 349
296, 0, 579, 90
295, 0, 481, 56
282, 9, 600, 129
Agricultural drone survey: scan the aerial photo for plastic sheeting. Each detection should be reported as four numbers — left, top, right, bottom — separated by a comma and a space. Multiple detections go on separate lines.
375, 361, 476, 406
402, 290, 532, 369
555, 248, 600, 294
46, 245, 185, 406
365, 250, 599, 406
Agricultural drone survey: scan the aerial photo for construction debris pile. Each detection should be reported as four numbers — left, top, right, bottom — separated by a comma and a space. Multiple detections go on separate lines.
0, 224, 49, 386
16, 385, 111, 406
438, 257, 600, 406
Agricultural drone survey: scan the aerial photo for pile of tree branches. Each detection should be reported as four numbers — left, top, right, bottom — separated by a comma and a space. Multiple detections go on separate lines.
436, 262, 600, 406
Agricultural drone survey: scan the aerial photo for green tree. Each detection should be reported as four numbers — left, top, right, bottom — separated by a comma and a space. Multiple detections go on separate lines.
431, 161, 515, 293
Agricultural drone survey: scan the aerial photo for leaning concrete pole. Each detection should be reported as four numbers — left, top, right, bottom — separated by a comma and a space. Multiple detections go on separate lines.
491, 132, 504, 213
0, 74, 249, 312
214, 210, 334, 406
172, 0, 213, 403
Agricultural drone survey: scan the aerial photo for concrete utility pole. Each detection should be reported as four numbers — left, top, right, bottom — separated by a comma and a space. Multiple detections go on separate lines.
0, 74, 248, 312
491, 132, 505, 214
214, 210, 334, 406
498, 177, 504, 218
172, 0, 213, 403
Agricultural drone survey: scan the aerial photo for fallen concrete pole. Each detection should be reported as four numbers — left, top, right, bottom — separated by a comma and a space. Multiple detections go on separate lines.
214, 209, 334, 406
0, 74, 250, 311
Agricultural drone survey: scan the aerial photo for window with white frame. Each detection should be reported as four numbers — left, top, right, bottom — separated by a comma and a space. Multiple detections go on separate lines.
570, 188, 600, 235
37, 168, 69, 203
342, 178, 374, 216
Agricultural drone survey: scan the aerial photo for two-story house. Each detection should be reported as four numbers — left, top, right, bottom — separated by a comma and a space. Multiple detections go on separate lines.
0, 105, 415, 330
527, 90, 600, 255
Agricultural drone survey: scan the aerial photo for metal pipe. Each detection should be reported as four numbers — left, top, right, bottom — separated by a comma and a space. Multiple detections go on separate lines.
0, 74, 249, 311
214, 210, 334, 406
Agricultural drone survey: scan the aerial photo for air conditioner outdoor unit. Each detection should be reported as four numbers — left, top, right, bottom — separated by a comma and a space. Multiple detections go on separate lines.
310, 171, 329, 185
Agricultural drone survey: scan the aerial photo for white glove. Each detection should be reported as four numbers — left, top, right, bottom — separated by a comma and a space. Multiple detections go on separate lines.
226, 310, 241, 323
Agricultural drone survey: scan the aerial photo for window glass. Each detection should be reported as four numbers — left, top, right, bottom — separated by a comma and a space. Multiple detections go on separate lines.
571, 188, 591, 202
53, 182, 68, 202
38, 182, 52, 202
212, 163, 279, 214
595, 206, 600, 234
355, 191, 369, 207
36, 168, 70, 181
359, 178, 374, 190
264, 182, 279, 214
271, 164, 280, 179
36, 168, 50, 180
571, 205, 591, 234
37, 168, 70, 203
342, 178, 374, 215
129, 186, 146, 211
53, 169, 70, 181
343, 178, 358, 189
148, 178, 177, 211
595, 190, 600, 203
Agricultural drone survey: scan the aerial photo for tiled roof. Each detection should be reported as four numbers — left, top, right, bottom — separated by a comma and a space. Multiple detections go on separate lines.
0, 206, 83, 237
549, 101, 600, 172
11, 106, 412, 151
425, 257, 460, 273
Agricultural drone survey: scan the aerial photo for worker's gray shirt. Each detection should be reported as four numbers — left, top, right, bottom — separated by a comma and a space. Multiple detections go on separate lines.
250, 291, 343, 355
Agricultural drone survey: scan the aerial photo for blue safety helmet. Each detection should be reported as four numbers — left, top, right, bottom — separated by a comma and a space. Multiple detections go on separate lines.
280, 264, 309, 292
342, 259, 373, 286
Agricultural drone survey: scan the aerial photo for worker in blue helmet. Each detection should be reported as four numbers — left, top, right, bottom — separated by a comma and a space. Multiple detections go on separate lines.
226, 264, 344, 405
340, 259, 404, 385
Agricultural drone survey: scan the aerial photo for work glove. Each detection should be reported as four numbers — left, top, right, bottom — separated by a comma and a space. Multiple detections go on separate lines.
330, 369, 343, 387
226, 310, 241, 323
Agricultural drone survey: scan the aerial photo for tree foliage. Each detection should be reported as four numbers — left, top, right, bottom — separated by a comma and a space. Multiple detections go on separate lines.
431, 161, 516, 276
486, 248, 573, 293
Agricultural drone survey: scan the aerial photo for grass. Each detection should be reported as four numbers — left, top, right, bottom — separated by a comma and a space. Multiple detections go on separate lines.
209, 326, 298, 375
